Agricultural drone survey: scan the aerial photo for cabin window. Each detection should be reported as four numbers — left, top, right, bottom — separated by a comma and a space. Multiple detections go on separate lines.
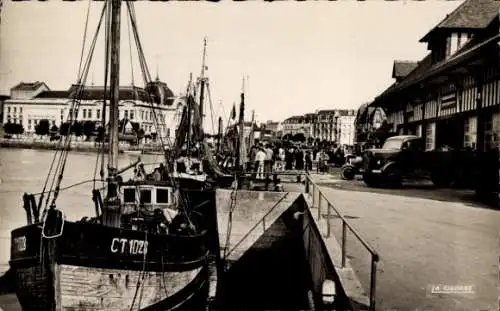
123, 188, 136, 203
140, 189, 152, 204
156, 189, 169, 204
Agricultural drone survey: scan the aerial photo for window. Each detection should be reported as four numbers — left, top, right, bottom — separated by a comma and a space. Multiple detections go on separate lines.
130, 111, 134, 120
83, 109, 87, 119
13, 107, 17, 113
139, 189, 151, 204
425, 122, 435, 151
20, 107, 23, 113
7, 107, 10, 113
97, 109, 101, 119
484, 112, 500, 150
88, 109, 92, 119
125, 110, 129, 119
156, 189, 169, 204
123, 188, 136, 203
463, 116, 477, 149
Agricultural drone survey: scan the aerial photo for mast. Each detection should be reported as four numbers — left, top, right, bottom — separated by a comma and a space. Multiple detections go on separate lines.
248, 110, 255, 149
103, 0, 121, 226
187, 73, 193, 158
197, 37, 208, 130
108, 0, 121, 173
236, 77, 245, 168
217, 116, 223, 154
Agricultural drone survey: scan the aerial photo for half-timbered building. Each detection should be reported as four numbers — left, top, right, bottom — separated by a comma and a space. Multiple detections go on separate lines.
370, 0, 500, 152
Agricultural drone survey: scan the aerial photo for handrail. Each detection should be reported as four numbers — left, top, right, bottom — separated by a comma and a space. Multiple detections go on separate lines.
304, 173, 380, 311
223, 192, 289, 259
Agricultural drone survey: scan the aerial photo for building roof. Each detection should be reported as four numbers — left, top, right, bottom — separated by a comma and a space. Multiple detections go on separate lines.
11, 81, 49, 91
33, 84, 174, 105
36, 91, 70, 98
392, 61, 418, 80
374, 33, 499, 105
420, 0, 500, 42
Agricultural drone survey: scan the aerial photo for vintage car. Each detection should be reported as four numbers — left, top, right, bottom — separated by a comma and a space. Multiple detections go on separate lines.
340, 153, 364, 180
361, 135, 477, 188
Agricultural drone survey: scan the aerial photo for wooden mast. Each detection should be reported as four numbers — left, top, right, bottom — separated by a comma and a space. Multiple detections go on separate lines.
104, 0, 122, 226
108, 0, 121, 172
198, 37, 208, 130
236, 77, 245, 169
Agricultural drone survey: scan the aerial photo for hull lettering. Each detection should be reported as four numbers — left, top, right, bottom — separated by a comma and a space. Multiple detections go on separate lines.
111, 238, 148, 255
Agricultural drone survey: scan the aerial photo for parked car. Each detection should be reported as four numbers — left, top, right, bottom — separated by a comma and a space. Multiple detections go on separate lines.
340, 154, 363, 180
361, 135, 477, 188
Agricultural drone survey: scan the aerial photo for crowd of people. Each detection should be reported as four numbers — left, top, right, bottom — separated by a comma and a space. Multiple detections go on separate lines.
245, 141, 352, 178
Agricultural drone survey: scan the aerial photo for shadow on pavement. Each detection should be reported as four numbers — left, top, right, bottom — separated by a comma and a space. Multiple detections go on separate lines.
317, 178, 499, 211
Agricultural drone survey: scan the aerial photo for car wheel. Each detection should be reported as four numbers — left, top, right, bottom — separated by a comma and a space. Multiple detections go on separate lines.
383, 166, 402, 188
341, 165, 356, 180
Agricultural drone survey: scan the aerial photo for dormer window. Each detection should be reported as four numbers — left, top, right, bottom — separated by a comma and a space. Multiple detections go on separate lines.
447, 32, 470, 59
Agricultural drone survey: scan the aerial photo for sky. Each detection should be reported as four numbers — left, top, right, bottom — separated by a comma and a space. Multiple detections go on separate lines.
0, 0, 463, 129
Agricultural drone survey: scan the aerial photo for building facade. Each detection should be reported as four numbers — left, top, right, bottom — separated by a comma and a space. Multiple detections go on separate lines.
281, 109, 357, 144
369, 0, 500, 152
281, 115, 314, 138
312, 109, 357, 144
2, 82, 184, 142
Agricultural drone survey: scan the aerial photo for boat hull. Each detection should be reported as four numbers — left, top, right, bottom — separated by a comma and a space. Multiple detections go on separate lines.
10, 222, 210, 311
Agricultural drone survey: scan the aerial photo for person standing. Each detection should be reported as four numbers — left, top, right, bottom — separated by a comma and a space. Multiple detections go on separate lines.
255, 147, 266, 179
264, 144, 274, 177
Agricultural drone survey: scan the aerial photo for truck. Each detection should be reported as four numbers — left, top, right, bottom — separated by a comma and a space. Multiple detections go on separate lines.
361, 135, 478, 188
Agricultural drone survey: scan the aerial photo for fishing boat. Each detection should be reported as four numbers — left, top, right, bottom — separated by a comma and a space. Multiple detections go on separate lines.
167, 39, 233, 191
9, 1, 216, 310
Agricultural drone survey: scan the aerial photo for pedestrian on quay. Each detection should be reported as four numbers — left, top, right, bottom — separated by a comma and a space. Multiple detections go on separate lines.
255, 146, 266, 179
264, 144, 274, 177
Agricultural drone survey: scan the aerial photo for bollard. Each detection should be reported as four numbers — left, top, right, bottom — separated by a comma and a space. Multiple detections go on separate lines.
318, 193, 322, 220
370, 257, 378, 311
341, 221, 347, 268
326, 203, 331, 238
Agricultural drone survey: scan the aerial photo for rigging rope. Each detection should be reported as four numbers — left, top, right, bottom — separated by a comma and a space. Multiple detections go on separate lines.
41, 2, 108, 213
77, 0, 93, 82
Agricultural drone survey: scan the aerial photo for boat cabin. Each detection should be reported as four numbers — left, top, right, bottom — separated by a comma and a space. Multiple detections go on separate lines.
118, 183, 179, 233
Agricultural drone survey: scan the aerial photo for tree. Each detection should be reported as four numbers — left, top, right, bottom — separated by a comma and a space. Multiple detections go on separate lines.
35, 119, 50, 136
59, 122, 71, 136
282, 134, 292, 141
4, 123, 24, 136
83, 121, 96, 140
72, 121, 83, 138
50, 125, 59, 134
3, 122, 14, 135
292, 133, 306, 142
95, 126, 105, 142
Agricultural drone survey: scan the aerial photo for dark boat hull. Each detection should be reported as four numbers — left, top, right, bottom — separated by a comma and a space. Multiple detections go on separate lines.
10, 222, 209, 310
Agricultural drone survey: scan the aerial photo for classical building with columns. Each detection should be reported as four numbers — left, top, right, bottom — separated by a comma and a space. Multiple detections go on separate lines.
369, 0, 499, 152
2, 81, 184, 142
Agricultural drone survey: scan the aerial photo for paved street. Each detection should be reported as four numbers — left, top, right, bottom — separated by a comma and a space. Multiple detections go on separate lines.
310, 173, 500, 311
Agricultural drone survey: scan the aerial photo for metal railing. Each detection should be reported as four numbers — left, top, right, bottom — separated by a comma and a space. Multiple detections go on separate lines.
305, 174, 379, 311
